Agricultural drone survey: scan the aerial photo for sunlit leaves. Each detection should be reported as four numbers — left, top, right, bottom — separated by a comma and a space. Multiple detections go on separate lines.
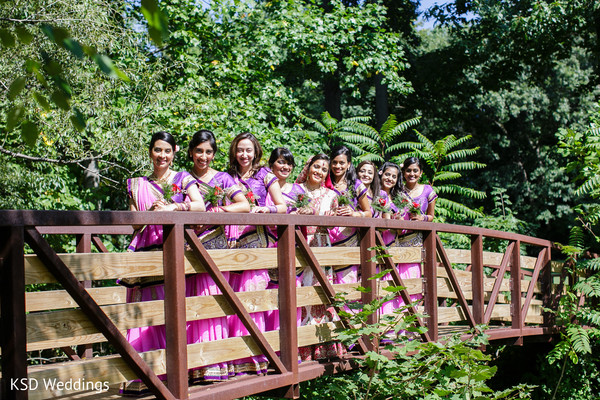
7, 76, 27, 101
21, 121, 39, 147
141, 0, 169, 47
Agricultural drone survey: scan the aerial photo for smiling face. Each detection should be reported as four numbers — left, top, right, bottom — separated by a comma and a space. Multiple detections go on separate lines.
271, 156, 293, 182
330, 154, 349, 180
191, 141, 215, 172
307, 159, 329, 186
380, 166, 399, 192
236, 139, 255, 172
358, 163, 375, 186
403, 163, 422, 187
149, 140, 174, 171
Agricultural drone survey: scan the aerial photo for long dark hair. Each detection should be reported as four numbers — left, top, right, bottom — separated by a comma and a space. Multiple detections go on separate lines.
357, 160, 381, 198
379, 161, 402, 198
328, 145, 357, 190
188, 129, 217, 160
268, 147, 295, 169
149, 131, 176, 152
228, 132, 263, 177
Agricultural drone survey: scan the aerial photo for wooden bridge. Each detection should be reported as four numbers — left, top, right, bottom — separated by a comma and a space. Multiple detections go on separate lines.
0, 210, 560, 400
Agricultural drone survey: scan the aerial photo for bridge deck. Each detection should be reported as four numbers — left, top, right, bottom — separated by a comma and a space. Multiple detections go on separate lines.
0, 211, 560, 400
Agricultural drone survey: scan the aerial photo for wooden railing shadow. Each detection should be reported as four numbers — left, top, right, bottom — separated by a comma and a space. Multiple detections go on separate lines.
0, 210, 560, 400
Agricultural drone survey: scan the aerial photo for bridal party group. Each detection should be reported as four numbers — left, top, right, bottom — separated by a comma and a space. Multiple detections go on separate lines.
120, 129, 437, 393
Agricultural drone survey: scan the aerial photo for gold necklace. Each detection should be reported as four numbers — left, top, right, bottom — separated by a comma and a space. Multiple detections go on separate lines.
150, 170, 173, 183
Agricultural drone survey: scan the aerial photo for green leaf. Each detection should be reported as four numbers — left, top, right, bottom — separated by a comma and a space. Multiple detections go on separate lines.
50, 90, 70, 111
15, 27, 34, 44
32, 92, 51, 111
21, 121, 39, 147
70, 108, 87, 132
8, 77, 27, 101
6, 105, 25, 131
62, 38, 84, 59
0, 28, 16, 47
141, 0, 169, 46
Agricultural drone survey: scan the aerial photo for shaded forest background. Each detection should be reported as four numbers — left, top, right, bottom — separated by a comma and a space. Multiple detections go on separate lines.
1, 0, 599, 247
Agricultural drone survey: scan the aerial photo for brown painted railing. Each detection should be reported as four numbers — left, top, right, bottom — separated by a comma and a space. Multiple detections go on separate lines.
0, 210, 557, 400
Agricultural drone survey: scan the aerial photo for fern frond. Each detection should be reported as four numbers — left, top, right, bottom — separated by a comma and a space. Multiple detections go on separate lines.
339, 134, 379, 148
435, 184, 487, 200
379, 114, 398, 137
581, 258, 600, 271
441, 161, 487, 172
320, 111, 338, 129
300, 114, 327, 135
566, 325, 591, 355
444, 148, 481, 162
432, 172, 463, 182
568, 226, 586, 249
573, 276, 600, 298
436, 197, 484, 219
575, 174, 600, 196
357, 153, 384, 164
443, 134, 473, 151
414, 130, 435, 152
386, 116, 421, 141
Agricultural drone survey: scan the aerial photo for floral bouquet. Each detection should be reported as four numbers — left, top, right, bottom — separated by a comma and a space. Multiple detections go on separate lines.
161, 182, 182, 203
292, 192, 311, 211
200, 183, 225, 207
398, 197, 421, 216
336, 188, 355, 209
244, 189, 259, 208
371, 196, 391, 214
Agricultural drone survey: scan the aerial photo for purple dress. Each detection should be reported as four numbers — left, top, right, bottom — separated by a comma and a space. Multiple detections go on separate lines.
120, 171, 197, 394
328, 180, 369, 285
186, 171, 243, 382
227, 167, 277, 375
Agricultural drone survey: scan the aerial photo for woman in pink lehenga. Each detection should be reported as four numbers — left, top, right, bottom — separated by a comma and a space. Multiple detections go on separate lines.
325, 146, 371, 286
357, 160, 392, 220
226, 132, 287, 376
375, 162, 405, 321
120, 131, 205, 395
264, 148, 309, 332
296, 154, 346, 361
186, 130, 250, 383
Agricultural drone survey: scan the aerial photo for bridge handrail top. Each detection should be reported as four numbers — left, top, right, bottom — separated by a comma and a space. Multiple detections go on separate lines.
0, 209, 552, 247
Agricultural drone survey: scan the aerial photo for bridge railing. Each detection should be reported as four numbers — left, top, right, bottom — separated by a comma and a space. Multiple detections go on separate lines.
0, 210, 557, 400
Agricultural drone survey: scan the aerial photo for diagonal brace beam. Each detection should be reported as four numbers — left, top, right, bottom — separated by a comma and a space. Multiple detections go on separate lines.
375, 232, 431, 342
436, 235, 476, 328
484, 241, 515, 324
521, 247, 547, 323
184, 228, 286, 374
24, 227, 175, 400
294, 229, 369, 354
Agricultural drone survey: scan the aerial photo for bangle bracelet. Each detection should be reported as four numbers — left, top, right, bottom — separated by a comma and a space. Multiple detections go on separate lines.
268, 205, 278, 213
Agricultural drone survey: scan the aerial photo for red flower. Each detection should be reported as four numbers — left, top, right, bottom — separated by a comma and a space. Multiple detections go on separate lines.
378, 197, 387, 207
413, 202, 420, 209
245, 190, 255, 203
214, 186, 223, 195
172, 184, 181, 193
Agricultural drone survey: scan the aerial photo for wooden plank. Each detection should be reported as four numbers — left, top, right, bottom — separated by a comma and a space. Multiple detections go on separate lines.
26, 322, 344, 399
434, 304, 543, 325
436, 267, 540, 293
443, 248, 537, 269
25, 287, 128, 312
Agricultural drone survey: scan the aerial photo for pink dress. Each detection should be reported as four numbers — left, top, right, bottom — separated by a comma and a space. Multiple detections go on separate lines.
120, 171, 197, 394
186, 171, 243, 382
328, 180, 368, 285
227, 167, 276, 375
297, 185, 346, 361
264, 183, 305, 332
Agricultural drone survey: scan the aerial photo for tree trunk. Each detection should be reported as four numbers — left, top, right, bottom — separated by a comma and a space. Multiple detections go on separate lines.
324, 75, 342, 121
375, 74, 389, 131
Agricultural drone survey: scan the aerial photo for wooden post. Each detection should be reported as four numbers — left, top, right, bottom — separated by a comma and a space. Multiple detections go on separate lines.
0, 226, 28, 400
277, 224, 299, 398
360, 227, 377, 349
422, 230, 438, 341
471, 235, 484, 325
75, 233, 94, 359
511, 240, 523, 344
163, 224, 188, 399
